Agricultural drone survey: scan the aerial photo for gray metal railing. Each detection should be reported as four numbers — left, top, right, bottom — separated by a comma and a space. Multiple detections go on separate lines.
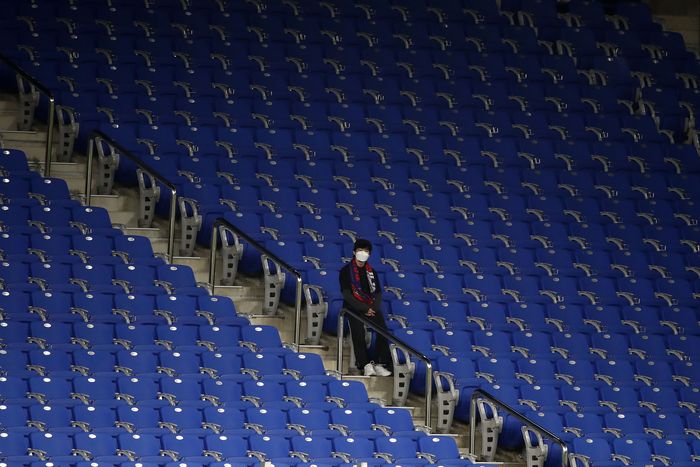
209, 217, 303, 347
469, 388, 568, 467
0, 52, 55, 176
337, 307, 434, 430
85, 130, 177, 261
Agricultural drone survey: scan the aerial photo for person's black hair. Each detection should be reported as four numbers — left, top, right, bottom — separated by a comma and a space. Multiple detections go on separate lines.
353, 238, 372, 252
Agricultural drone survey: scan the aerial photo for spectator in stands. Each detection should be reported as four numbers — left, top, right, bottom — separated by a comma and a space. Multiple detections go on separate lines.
339, 238, 393, 377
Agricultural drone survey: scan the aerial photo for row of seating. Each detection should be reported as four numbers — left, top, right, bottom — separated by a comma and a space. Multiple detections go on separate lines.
442, 384, 698, 429
0, 430, 470, 466
6, 210, 700, 259
38, 57, 676, 106
52, 87, 693, 148
4, 253, 700, 294
0, 3, 673, 44
4, 308, 699, 375
401, 327, 700, 370
1, 2, 679, 52
0, 0, 661, 27
110, 149, 700, 187
566, 435, 700, 467
27, 50, 694, 104
274, 237, 700, 268
229, 216, 700, 250
527, 408, 700, 440
0, 288, 236, 316
82, 91, 693, 144
25, 43, 682, 90
0, 347, 326, 378
0, 375, 375, 407
73, 158, 696, 199
385, 300, 700, 334
436, 352, 699, 389
2, 398, 697, 440
0, 402, 416, 432
3, 3, 688, 64
3, 330, 700, 380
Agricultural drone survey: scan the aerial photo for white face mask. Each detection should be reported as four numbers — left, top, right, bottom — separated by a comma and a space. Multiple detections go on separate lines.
355, 250, 370, 262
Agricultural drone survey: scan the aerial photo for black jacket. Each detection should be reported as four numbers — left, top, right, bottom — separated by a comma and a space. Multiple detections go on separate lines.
339, 261, 383, 314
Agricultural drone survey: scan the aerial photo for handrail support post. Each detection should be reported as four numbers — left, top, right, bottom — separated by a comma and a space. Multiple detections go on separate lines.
294, 276, 303, 347
167, 188, 177, 261
337, 309, 345, 374
209, 225, 218, 287
85, 137, 95, 205
45, 98, 55, 177
425, 362, 433, 429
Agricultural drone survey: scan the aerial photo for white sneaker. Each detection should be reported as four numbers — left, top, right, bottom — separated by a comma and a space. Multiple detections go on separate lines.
373, 364, 392, 377
363, 362, 376, 376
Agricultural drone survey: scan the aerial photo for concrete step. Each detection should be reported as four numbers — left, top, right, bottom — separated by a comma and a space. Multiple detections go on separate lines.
209, 285, 256, 301
1, 133, 52, 163
82, 185, 131, 207
120, 227, 164, 246
47, 160, 85, 176
109, 210, 140, 227
0, 129, 46, 143
148, 237, 170, 254
0, 114, 17, 130
234, 301, 271, 319
343, 374, 394, 395
171, 255, 208, 276
88, 192, 140, 213
50, 162, 86, 193
171, 245, 217, 279
1, 130, 49, 149
0, 95, 17, 112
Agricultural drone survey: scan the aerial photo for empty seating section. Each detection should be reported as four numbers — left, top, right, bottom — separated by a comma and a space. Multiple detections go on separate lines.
2, 0, 700, 465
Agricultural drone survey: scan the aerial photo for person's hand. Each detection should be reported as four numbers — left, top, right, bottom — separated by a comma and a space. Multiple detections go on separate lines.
366, 308, 376, 317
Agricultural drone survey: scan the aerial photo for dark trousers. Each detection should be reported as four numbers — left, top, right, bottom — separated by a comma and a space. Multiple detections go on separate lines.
348, 310, 392, 370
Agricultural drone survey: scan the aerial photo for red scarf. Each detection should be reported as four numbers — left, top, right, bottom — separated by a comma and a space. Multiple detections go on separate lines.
350, 258, 377, 304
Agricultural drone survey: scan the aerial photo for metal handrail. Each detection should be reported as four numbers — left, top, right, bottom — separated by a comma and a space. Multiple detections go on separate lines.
85, 130, 177, 261
0, 52, 55, 177
337, 307, 434, 430
469, 388, 568, 467
209, 217, 303, 347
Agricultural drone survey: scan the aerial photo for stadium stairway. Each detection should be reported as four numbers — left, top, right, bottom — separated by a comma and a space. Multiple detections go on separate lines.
0, 89, 529, 466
